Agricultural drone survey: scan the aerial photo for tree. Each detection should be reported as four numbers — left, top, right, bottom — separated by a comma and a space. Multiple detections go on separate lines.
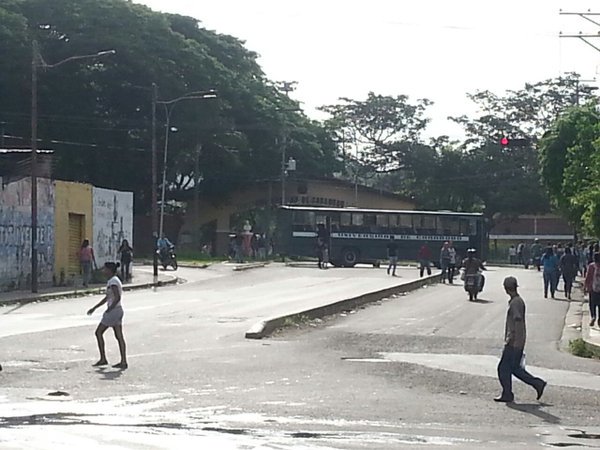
539, 104, 600, 234
0, 0, 339, 213
320, 92, 432, 173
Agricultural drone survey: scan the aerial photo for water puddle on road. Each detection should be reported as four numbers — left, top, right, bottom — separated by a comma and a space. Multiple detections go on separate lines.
0, 390, 486, 449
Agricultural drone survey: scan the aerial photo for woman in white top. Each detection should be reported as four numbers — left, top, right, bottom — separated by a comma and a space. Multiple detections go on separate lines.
87, 262, 128, 369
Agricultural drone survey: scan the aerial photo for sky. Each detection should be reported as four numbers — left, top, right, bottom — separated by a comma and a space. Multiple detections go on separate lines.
136, 0, 600, 139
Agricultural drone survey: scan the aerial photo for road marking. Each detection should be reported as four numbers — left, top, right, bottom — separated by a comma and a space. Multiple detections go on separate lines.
368, 352, 600, 392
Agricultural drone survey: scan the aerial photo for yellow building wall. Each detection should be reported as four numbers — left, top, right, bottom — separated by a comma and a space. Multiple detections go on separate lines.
54, 181, 93, 281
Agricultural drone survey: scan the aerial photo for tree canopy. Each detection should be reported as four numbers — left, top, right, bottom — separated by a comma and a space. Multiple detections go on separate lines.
0, 0, 339, 211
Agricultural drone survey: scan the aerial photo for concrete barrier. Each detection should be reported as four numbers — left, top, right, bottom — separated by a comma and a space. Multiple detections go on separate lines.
245, 272, 441, 339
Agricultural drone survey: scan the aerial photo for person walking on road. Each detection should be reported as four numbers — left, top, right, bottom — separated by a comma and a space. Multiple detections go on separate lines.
584, 252, 600, 327
508, 245, 517, 264
440, 241, 451, 283
117, 239, 134, 282
530, 239, 543, 271
79, 239, 97, 288
517, 242, 525, 266
417, 242, 432, 277
495, 276, 547, 403
559, 246, 578, 300
87, 262, 128, 369
541, 246, 560, 299
387, 236, 399, 276
447, 241, 457, 284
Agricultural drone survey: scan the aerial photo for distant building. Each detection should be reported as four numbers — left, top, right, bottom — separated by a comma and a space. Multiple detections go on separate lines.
489, 214, 574, 242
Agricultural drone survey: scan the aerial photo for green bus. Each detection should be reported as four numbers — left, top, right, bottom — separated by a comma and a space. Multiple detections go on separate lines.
277, 205, 487, 267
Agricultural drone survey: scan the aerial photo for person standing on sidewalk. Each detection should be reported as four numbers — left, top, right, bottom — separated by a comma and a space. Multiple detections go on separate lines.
87, 262, 128, 369
495, 276, 547, 403
584, 252, 600, 327
541, 246, 559, 299
79, 239, 97, 288
417, 242, 432, 277
559, 246, 578, 300
117, 239, 134, 283
387, 236, 399, 276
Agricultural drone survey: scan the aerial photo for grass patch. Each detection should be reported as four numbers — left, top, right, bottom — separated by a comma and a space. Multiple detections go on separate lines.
569, 338, 600, 359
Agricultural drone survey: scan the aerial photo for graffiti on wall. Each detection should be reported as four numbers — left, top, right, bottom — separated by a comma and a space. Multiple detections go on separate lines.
93, 187, 134, 266
0, 178, 54, 290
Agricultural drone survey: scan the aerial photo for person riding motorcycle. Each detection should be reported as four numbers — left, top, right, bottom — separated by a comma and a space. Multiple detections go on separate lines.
157, 235, 174, 261
462, 248, 486, 291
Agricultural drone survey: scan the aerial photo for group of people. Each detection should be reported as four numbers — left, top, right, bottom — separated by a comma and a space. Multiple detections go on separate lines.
229, 231, 271, 263
78, 238, 134, 287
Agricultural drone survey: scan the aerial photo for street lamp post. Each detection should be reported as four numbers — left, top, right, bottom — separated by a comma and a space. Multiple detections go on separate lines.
155, 90, 217, 239
30, 40, 114, 293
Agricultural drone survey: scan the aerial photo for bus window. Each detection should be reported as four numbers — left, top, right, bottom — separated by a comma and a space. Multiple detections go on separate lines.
389, 214, 399, 232
293, 211, 315, 232
365, 214, 377, 231
415, 215, 436, 234
376, 214, 389, 230
399, 214, 413, 232
439, 216, 459, 235
341, 213, 352, 228
316, 215, 327, 226
461, 218, 477, 236
352, 213, 364, 226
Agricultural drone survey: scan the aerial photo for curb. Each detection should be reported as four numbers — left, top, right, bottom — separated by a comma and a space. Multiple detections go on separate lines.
559, 298, 584, 353
0, 276, 179, 307
233, 262, 269, 272
245, 272, 441, 339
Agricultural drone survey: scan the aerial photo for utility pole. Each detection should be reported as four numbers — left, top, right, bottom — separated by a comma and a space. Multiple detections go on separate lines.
560, 11, 600, 53
0, 121, 6, 147
278, 81, 297, 206
31, 40, 39, 293
151, 83, 159, 283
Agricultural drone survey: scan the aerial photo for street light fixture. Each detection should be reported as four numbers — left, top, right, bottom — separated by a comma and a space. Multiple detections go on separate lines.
155, 90, 217, 239
30, 40, 115, 292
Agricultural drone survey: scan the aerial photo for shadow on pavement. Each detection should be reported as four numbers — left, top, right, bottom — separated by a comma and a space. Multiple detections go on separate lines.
95, 367, 125, 381
1, 303, 25, 315
507, 402, 560, 424
471, 298, 493, 304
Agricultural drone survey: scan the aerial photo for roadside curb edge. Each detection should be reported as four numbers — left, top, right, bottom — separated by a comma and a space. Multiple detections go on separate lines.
245, 272, 441, 339
0, 276, 179, 307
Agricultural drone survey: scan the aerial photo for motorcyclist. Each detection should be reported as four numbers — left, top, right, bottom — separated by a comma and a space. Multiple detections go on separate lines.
157, 235, 174, 261
462, 248, 486, 291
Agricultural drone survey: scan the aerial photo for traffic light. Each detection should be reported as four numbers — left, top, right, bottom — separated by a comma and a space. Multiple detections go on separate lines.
500, 137, 530, 148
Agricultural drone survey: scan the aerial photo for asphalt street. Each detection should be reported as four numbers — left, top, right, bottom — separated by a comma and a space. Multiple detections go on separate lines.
0, 264, 599, 449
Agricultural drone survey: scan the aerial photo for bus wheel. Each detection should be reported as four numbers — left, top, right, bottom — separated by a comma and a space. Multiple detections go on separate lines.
341, 248, 359, 267
373, 261, 381, 268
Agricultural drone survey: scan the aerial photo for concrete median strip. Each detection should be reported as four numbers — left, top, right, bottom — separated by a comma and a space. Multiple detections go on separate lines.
0, 276, 179, 307
245, 272, 441, 339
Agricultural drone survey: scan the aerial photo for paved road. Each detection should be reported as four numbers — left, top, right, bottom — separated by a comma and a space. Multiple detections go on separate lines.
0, 264, 598, 449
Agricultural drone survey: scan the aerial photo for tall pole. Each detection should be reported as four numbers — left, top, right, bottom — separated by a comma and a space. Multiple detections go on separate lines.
151, 83, 159, 283
159, 107, 172, 238
31, 40, 39, 293
281, 135, 286, 205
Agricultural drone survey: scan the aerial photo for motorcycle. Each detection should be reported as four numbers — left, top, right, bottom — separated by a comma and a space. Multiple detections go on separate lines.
464, 271, 484, 301
158, 245, 178, 271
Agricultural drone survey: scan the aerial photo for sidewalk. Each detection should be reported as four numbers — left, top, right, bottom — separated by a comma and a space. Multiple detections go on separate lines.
581, 298, 600, 351
0, 268, 178, 307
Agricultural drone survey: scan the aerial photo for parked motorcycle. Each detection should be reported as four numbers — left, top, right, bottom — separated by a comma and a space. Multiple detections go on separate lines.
158, 245, 178, 271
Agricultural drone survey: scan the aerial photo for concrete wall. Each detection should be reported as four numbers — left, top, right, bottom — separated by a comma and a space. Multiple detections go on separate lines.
54, 181, 93, 281
0, 178, 54, 290
93, 187, 134, 266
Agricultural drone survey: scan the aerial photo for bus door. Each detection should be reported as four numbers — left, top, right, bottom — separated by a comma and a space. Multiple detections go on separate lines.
316, 213, 333, 258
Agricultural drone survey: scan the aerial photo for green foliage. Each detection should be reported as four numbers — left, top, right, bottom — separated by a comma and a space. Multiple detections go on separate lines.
569, 338, 600, 359
0, 0, 339, 212
539, 105, 600, 234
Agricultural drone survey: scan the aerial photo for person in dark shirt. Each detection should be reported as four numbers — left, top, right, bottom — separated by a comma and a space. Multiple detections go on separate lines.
495, 276, 547, 403
417, 242, 432, 277
387, 236, 399, 276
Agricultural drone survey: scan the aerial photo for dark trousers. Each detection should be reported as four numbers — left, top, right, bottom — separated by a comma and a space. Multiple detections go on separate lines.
447, 263, 456, 283
543, 271, 558, 297
121, 261, 132, 282
497, 345, 543, 400
419, 260, 431, 277
563, 273, 575, 297
590, 292, 600, 320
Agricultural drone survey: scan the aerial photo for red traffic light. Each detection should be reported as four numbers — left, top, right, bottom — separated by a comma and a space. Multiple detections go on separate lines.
500, 137, 530, 147
500, 137, 509, 146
